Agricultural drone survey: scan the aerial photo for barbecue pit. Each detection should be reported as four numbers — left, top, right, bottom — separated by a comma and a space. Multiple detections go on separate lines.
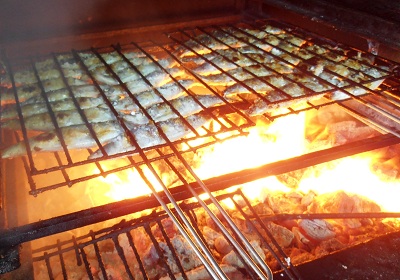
1, 1, 400, 279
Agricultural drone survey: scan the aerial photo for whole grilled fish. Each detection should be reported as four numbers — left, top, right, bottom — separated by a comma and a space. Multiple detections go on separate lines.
0, 75, 91, 105
2, 107, 116, 131
1, 67, 61, 87
223, 76, 289, 96
89, 111, 212, 159
105, 79, 198, 113
21, 84, 112, 105
92, 66, 142, 85
125, 67, 184, 94
1, 120, 123, 159
199, 64, 275, 86
246, 92, 325, 116
175, 30, 248, 57
122, 94, 224, 124
1, 97, 104, 120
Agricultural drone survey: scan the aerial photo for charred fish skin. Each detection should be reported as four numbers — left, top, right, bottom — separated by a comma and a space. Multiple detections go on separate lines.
89, 111, 212, 159
1, 121, 123, 159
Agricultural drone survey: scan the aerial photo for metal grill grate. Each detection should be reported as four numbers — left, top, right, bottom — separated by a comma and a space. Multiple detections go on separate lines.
30, 189, 400, 280
1, 19, 399, 195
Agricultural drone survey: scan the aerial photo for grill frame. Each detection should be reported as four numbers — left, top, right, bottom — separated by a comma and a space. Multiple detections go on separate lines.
1, 1, 400, 279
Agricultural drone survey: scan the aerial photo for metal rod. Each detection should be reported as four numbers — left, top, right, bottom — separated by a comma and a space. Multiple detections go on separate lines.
1, 133, 399, 248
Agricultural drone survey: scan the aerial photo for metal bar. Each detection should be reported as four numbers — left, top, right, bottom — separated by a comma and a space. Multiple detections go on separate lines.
128, 42, 228, 132
126, 231, 149, 280
56, 240, 68, 280
144, 224, 177, 280
1, 133, 399, 248
89, 44, 230, 280
112, 236, 135, 280
30, 57, 74, 164
158, 42, 255, 127
90, 231, 108, 280
157, 219, 189, 280
1, 57, 37, 171
79, 247, 95, 280
72, 236, 82, 266
44, 252, 54, 280
235, 189, 302, 280
154, 145, 272, 279
52, 53, 109, 158
225, 23, 400, 134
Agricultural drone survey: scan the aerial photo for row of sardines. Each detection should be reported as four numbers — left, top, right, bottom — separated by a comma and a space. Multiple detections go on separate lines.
0, 23, 391, 159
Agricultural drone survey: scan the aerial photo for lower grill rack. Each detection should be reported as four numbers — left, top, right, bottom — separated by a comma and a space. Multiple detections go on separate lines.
30, 188, 400, 280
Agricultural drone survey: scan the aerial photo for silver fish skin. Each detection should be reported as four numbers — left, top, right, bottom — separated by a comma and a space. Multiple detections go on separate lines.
106, 79, 197, 113
181, 53, 218, 65
92, 66, 141, 85
176, 30, 248, 57
125, 67, 184, 94
223, 75, 289, 96
1, 68, 61, 87
199, 65, 275, 86
122, 94, 224, 124
246, 92, 325, 116
1, 121, 123, 159
22, 85, 103, 105
78, 52, 105, 70
2, 107, 116, 131
92, 57, 178, 85
1, 97, 104, 120
192, 56, 238, 76
1, 75, 90, 104
1, 84, 42, 105
89, 111, 212, 159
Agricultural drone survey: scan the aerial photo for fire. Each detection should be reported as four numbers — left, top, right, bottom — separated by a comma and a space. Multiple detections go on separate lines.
86, 166, 163, 206
193, 112, 308, 179
85, 110, 400, 214
297, 156, 400, 212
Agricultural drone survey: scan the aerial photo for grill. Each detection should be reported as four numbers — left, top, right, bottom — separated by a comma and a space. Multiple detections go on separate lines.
1, 0, 400, 279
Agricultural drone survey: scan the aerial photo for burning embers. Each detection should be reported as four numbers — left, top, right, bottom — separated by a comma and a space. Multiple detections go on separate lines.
31, 107, 400, 279
31, 187, 400, 279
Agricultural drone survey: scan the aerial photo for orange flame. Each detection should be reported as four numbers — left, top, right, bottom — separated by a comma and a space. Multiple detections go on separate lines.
85, 111, 400, 213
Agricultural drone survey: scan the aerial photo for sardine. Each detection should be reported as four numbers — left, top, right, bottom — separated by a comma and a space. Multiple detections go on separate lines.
198, 64, 275, 86
92, 66, 141, 85
176, 30, 247, 57
275, 33, 306, 47
89, 112, 212, 159
125, 67, 184, 94
107, 79, 198, 113
1, 121, 123, 159
224, 76, 289, 96
1, 74, 88, 105
1, 68, 61, 86
246, 92, 325, 116
192, 56, 238, 76
1, 97, 104, 120
2, 107, 116, 131
122, 94, 224, 124
22, 84, 106, 105
286, 73, 332, 93
1, 84, 42, 105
